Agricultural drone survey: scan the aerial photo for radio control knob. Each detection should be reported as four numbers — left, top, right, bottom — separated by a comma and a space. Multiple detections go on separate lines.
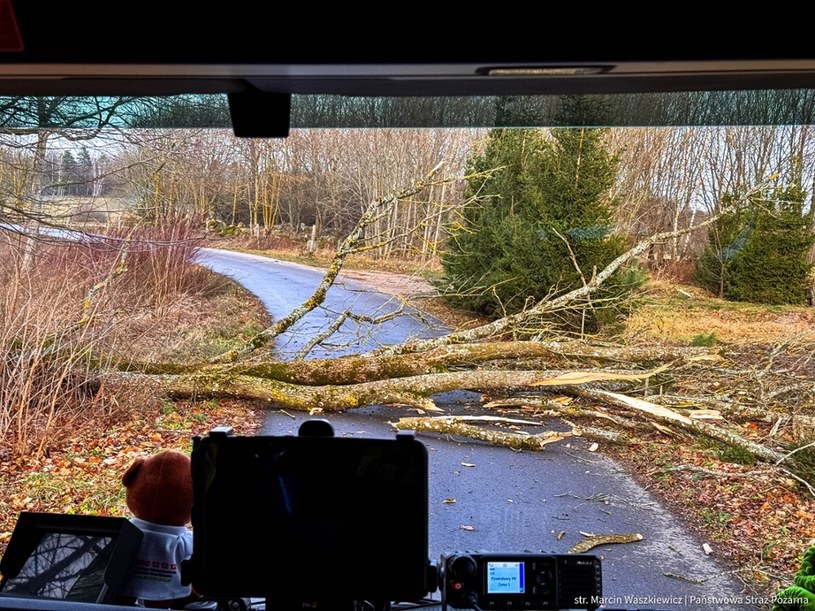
450, 555, 478, 579
536, 570, 553, 585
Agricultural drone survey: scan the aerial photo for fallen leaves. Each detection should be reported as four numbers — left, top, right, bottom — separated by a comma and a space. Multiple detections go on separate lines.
610, 433, 815, 595
0, 398, 263, 559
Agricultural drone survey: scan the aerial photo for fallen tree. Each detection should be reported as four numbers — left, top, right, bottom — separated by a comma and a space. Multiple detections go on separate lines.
23, 170, 815, 488
107, 344, 813, 482
131, 340, 718, 384
122, 359, 696, 412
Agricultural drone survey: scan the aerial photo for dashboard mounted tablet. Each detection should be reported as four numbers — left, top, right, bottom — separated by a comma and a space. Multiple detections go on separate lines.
183, 422, 430, 606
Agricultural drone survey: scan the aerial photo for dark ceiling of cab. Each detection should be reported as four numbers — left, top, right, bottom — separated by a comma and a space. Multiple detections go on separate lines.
3, 3, 815, 98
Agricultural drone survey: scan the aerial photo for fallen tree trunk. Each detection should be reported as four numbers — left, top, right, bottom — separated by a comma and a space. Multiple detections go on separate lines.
391, 416, 572, 450
120, 368, 626, 411
116, 361, 685, 412
104, 342, 815, 485
577, 388, 789, 464
393, 415, 631, 447
126, 341, 717, 386
389, 388, 811, 483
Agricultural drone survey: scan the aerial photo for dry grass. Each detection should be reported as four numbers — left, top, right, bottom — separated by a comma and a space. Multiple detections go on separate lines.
0, 237, 112, 459
622, 280, 815, 347
120, 285, 271, 363
0, 223, 268, 460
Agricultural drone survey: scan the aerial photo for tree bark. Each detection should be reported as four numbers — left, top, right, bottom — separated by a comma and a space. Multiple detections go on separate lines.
118, 368, 615, 411
130, 341, 718, 386
391, 416, 572, 450
113, 357, 702, 412
393, 415, 631, 447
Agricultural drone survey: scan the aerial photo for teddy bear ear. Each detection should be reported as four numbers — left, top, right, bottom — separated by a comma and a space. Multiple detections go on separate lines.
122, 458, 144, 487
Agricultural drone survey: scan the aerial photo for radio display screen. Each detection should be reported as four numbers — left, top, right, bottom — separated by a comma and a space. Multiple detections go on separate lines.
486, 561, 525, 594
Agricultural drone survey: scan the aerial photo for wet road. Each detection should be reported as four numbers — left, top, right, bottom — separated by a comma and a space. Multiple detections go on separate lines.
197, 248, 446, 359
260, 406, 759, 611
197, 249, 760, 610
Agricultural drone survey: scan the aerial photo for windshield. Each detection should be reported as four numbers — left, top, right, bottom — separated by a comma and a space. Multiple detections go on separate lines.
0, 90, 814, 611
4, 91, 815, 130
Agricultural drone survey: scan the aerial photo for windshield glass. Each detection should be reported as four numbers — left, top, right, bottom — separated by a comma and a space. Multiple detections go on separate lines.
4, 90, 815, 130
1, 91, 814, 611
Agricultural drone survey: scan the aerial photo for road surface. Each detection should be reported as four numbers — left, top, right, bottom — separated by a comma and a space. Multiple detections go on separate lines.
197, 249, 760, 610
197, 248, 446, 359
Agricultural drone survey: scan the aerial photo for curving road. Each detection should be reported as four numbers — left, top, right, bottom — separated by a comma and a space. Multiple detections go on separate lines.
197, 248, 446, 359
197, 248, 758, 610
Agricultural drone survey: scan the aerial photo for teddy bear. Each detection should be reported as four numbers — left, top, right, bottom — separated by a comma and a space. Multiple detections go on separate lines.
119, 449, 198, 609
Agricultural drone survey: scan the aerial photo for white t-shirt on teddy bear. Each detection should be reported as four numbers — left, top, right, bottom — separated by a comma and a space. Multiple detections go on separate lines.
121, 517, 193, 601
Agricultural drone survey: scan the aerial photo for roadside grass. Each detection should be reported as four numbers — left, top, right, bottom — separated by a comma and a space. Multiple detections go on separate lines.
621, 279, 815, 347
606, 431, 815, 595
121, 283, 271, 363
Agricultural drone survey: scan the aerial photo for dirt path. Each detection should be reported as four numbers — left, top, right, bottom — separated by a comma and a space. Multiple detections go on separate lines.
339, 268, 437, 299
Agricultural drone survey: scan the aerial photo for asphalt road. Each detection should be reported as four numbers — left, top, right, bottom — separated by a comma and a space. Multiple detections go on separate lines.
197, 249, 761, 611
196, 248, 446, 359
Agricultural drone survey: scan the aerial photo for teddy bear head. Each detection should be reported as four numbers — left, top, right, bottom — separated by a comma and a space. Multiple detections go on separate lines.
122, 450, 193, 527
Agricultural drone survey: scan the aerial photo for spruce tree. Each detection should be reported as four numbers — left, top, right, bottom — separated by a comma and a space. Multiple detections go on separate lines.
441, 125, 639, 331
697, 186, 814, 305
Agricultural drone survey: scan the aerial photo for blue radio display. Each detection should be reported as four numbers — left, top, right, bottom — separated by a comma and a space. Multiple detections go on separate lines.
486, 561, 525, 594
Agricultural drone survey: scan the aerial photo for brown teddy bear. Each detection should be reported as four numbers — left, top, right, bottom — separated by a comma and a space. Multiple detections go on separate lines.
119, 450, 197, 608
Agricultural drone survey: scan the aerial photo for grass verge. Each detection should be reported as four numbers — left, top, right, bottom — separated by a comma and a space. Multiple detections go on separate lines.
605, 431, 815, 596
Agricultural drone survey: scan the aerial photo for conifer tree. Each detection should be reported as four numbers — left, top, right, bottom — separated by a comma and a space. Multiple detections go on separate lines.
441, 122, 640, 332
697, 186, 814, 305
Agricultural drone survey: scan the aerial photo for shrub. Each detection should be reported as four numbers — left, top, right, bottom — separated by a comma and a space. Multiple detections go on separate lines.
691, 332, 718, 347
0, 221, 222, 458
